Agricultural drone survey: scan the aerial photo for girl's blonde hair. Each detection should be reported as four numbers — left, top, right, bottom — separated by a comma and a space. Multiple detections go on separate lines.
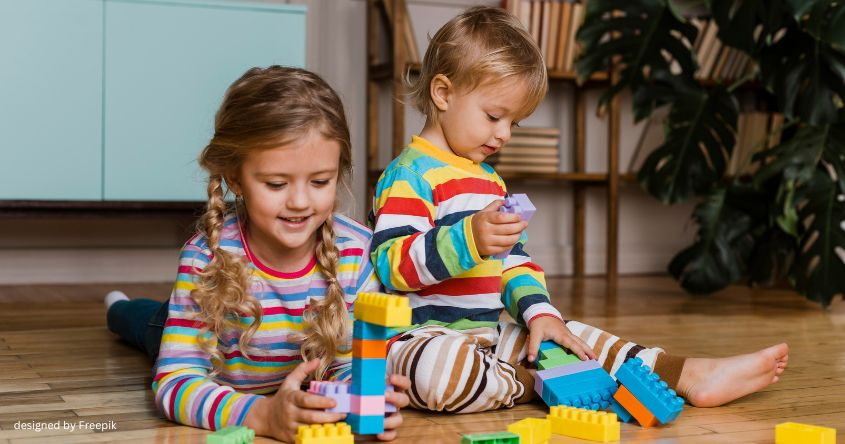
409, 6, 548, 120
194, 66, 352, 378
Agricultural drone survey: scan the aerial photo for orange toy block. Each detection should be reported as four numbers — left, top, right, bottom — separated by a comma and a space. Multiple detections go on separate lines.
352, 338, 387, 358
614, 385, 658, 428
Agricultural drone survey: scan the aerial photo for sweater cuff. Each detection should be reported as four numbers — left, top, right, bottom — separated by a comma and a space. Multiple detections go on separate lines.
524, 302, 563, 326
461, 214, 483, 265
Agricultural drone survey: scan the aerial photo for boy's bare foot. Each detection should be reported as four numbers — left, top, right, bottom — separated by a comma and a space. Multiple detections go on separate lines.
676, 343, 789, 407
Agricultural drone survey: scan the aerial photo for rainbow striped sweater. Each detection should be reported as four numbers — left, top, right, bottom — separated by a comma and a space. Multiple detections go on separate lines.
369, 136, 562, 330
152, 213, 379, 431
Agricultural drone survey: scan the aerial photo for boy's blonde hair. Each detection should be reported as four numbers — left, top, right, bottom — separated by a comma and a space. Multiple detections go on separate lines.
194, 66, 352, 379
409, 6, 548, 120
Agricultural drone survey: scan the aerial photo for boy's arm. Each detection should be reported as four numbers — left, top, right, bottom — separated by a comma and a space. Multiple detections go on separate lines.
501, 231, 563, 326
153, 243, 262, 430
370, 166, 483, 292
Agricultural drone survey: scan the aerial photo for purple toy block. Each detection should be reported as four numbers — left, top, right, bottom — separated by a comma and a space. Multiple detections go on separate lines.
493, 194, 536, 259
308, 381, 351, 413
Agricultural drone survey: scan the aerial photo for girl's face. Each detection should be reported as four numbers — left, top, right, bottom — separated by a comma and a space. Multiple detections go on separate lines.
230, 130, 341, 272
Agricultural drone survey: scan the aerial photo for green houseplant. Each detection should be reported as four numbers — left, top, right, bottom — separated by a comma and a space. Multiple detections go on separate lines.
575, 0, 845, 306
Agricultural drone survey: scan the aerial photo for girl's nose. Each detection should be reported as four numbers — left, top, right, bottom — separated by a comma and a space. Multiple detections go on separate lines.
286, 185, 309, 210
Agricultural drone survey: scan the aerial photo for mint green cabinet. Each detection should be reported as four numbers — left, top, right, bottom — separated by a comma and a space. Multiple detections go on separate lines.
103, 0, 306, 201
0, 0, 306, 202
0, 0, 104, 200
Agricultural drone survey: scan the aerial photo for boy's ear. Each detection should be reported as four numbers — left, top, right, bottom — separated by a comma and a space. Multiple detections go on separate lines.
430, 74, 452, 112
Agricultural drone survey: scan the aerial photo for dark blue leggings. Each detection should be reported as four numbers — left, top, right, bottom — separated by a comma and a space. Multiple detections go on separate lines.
106, 298, 168, 361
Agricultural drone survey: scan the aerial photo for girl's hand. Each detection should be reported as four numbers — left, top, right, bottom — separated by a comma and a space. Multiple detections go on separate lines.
246, 358, 346, 443
471, 200, 528, 257
377, 373, 411, 441
527, 317, 596, 363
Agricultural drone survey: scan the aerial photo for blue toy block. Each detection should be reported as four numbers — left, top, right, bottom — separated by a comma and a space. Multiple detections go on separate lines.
538, 340, 559, 354
534, 359, 600, 395
346, 413, 384, 435
351, 358, 387, 395
540, 368, 617, 409
352, 321, 398, 340
609, 398, 634, 423
614, 357, 684, 424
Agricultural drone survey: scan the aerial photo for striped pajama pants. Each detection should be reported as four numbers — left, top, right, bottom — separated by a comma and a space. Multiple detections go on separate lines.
386, 320, 685, 413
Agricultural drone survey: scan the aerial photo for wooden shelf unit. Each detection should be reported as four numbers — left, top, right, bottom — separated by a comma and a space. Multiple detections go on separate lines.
365, 0, 621, 280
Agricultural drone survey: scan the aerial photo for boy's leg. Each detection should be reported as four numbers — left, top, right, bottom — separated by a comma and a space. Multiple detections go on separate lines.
107, 298, 167, 361
387, 325, 526, 413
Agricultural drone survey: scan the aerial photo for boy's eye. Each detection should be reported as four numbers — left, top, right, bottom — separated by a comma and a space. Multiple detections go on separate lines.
511, 121, 521, 128
266, 182, 286, 190
487, 114, 500, 122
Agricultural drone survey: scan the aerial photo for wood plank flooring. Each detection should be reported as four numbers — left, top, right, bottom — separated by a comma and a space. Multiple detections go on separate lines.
0, 277, 843, 443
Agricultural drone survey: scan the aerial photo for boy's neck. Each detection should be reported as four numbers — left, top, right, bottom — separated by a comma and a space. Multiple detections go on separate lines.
419, 120, 453, 155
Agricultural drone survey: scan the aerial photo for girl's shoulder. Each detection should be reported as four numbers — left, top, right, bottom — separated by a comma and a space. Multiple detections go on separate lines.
332, 213, 374, 251
182, 213, 244, 256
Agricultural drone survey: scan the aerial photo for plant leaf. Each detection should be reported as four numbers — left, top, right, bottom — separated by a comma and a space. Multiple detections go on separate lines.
576, 0, 699, 107
638, 76, 739, 203
710, 0, 791, 55
753, 123, 845, 194
668, 185, 756, 293
788, 167, 845, 306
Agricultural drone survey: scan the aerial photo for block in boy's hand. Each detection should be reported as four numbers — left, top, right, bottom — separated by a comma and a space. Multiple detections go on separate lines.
493, 193, 535, 259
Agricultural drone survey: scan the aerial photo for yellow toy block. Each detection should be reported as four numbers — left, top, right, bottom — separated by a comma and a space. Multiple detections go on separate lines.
353, 292, 412, 327
776, 422, 836, 444
295, 422, 354, 444
508, 417, 551, 444
548, 405, 620, 443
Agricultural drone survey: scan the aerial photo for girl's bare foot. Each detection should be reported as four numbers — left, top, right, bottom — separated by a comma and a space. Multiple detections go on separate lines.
676, 343, 789, 407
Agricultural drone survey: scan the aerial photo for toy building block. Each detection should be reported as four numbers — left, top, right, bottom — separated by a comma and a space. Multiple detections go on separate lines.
352, 320, 398, 340
533, 359, 600, 398
207, 425, 255, 444
493, 194, 536, 258
460, 431, 520, 444
538, 340, 558, 353
548, 405, 620, 443
351, 357, 387, 395
308, 381, 351, 413
295, 422, 354, 444
612, 385, 658, 428
351, 394, 386, 415
353, 338, 387, 358
346, 413, 385, 435
775, 422, 836, 444
614, 357, 684, 424
540, 370, 617, 409
508, 418, 551, 444
537, 347, 581, 370
608, 398, 633, 423
352, 292, 412, 327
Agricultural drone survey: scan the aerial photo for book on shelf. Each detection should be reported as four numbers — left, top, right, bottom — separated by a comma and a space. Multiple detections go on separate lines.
555, 1, 572, 71
496, 146, 560, 156
508, 135, 560, 146
546, 0, 561, 68
562, 2, 584, 72
495, 163, 559, 173
512, 126, 561, 137
495, 154, 560, 164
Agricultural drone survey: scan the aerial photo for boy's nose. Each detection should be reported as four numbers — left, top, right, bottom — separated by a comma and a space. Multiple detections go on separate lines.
495, 125, 511, 143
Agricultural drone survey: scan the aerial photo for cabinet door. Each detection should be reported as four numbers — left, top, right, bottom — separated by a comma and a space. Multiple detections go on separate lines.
103, 0, 306, 201
0, 0, 103, 200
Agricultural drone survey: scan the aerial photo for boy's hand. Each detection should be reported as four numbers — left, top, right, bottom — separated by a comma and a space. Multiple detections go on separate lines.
527, 317, 596, 363
376, 374, 411, 441
471, 200, 528, 257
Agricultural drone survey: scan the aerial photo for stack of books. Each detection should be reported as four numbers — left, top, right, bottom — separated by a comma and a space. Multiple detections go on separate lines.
687, 17, 758, 82
503, 0, 586, 72
489, 127, 560, 173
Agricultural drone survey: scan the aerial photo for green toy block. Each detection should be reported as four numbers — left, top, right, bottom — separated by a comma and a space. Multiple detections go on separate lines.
537, 350, 581, 370
207, 425, 255, 444
461, 431, 520, 444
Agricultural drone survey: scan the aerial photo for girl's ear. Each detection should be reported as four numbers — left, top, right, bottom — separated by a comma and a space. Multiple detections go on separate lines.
430, 74, 452, 112
224, 175, 242, 196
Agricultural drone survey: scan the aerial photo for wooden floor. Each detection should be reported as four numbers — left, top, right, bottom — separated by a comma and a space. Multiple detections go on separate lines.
0, 276, 843, 443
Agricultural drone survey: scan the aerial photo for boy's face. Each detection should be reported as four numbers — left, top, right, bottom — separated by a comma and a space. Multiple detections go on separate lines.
437, 77, 531, 163
228, 130, 340, 271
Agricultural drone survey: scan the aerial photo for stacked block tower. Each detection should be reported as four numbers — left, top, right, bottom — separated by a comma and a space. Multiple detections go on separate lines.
347, 292, 412, 434
533, 341, 617, 409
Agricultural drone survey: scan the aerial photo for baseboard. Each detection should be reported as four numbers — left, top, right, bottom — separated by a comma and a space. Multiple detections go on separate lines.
0, 248, 180, 284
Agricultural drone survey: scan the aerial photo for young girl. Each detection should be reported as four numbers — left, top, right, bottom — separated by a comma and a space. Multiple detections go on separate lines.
370, 6, 788, 413
106, 66, 409, 443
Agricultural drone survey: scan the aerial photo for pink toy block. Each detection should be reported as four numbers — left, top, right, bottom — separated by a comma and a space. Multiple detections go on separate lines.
351, 395, 386, 415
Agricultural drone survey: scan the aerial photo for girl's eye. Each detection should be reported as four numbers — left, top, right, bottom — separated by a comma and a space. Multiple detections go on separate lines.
487, 114, 500, 122
312, 180, 331, 187
266, 182, 286, 190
